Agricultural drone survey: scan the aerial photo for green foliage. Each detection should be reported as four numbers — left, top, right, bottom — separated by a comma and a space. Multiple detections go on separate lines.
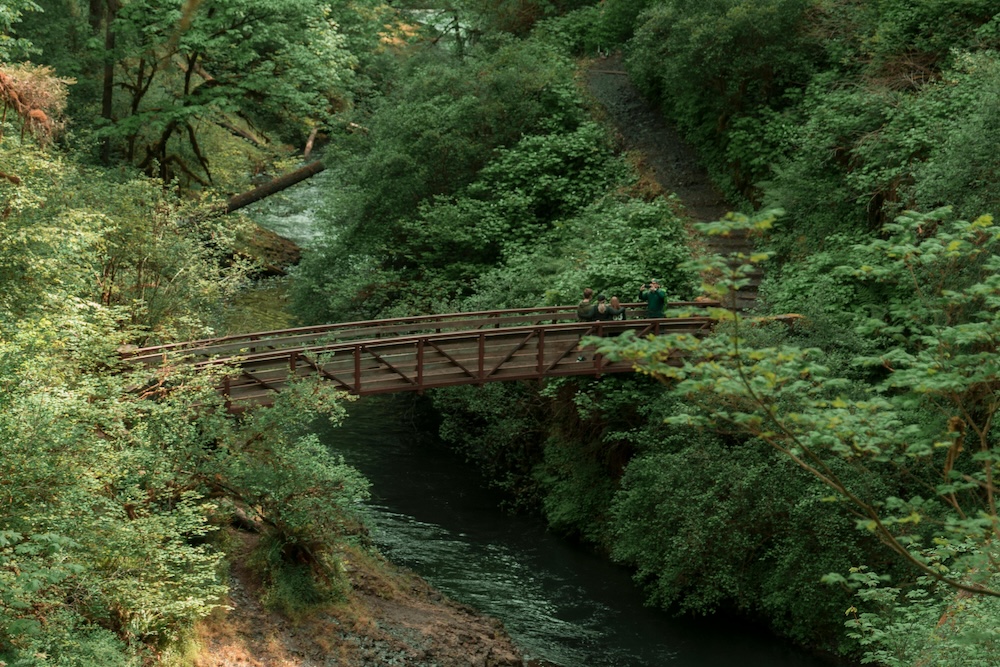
341, 36, 584, 226
462, 0, 595, 36
0, 130, 371, 664
535, 0, 654, 55
606, 0, 1000, 229
611, 426, 870, 648
625, 0, 826, 196
383, 121, 624, 303
530, 376, 661, 542
453, 194, 698, 313
839, 567, 1000, 667
597, 209, 1000, 602
759, 231, 888, 370
533, 434, 617, 542
535, 4, 612, 55
473, 121, 620, 223
907, 52, 1000, 219
550, 197, 696, 300
247, 533, 351, 616
21, 0, 366, 185
293, 36, 613, 320
435, 382, 548, 509
0, 320, 367, 662
738, 5, 1000, 246
860, 0, 998, 70
0, 0, 40, 61
0, 336, 227, 662
760, 81, 893, 255
0, 144, 253, 341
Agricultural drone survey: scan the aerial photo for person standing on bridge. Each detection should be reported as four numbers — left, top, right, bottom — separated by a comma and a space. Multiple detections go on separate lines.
638, 279, 667, 318
594, 294, 626, 321
577, 288, 597, 321
610, 296, 626, 320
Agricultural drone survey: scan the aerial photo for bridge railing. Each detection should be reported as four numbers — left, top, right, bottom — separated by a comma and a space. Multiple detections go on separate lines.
204, 316, 715, 409
122, 301, 719, 366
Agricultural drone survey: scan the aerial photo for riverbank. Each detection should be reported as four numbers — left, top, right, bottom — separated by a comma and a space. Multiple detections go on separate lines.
193, 530, 526, 667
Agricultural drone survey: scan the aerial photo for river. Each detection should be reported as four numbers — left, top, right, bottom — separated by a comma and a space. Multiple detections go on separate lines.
313, 395, 841, 667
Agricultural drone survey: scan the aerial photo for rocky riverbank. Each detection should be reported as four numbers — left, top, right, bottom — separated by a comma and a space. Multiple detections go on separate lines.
193, 531, 526, 667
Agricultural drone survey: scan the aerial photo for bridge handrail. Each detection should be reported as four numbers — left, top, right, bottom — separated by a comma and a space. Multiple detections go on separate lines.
185, 316, 715, 368
123, 301, 720, 365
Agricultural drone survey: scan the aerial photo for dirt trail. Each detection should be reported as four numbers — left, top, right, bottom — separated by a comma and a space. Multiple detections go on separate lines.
585, 53, 760, 309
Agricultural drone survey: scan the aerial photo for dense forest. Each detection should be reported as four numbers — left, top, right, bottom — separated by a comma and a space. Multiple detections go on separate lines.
2, 0, 999, 665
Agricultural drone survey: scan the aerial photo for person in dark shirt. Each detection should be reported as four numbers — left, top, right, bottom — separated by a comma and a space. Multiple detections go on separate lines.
638, 279, 667, 318
577, 287, 597, 321
593, 294, 626, 321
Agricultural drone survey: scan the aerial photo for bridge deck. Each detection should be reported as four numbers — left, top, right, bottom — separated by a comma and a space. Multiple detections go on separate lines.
123, 303, 718, 411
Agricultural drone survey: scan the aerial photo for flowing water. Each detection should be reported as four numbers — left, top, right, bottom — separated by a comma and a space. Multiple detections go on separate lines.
243, 163, 337, 247
315, 396, 842, 667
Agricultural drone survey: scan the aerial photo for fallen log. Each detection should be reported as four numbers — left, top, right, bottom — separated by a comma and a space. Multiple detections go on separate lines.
223, 160, 326, 214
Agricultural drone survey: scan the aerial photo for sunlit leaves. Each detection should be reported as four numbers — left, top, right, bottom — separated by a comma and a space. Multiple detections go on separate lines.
101, 0, 361, 183
0, 132, 366, 664
0, 0, 40, 61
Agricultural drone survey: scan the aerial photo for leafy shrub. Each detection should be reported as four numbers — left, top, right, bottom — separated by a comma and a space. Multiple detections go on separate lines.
760, 82, 894, 255
293, 36, 590, 321
535, 5, 613, 55
533, 434, 618, 543
472, 122, 621, 224
610, 426, 874, 649
907, 52, 1000, 219
248, 534, 351, 616
860, 0, 998, 73
435, 382, 548, 509
841, 568, 1000, 667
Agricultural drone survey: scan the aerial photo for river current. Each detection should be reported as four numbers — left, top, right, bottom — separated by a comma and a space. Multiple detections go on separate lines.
314, 396, 839, 667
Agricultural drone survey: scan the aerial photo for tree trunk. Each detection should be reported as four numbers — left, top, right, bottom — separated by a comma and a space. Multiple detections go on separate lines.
100, 0, 120, 164
223, 161, 326, 214
303, 126, 319, 158
89, 0, 104, 33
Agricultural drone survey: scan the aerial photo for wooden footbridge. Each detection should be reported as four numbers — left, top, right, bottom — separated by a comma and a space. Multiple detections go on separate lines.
122, 302, 718, 412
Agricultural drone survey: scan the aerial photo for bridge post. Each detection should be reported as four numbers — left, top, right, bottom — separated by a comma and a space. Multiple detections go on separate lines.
537, 329, 544, 376
417, 339, 424, 393
289, 350, 297, 373
354, 344, 362, 394
594, 323, 603, 377
478, 332, 485, 385
223, 376, 232, 412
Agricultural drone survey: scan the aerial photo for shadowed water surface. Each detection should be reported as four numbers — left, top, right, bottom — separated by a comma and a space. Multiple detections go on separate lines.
317, 396, 842, 667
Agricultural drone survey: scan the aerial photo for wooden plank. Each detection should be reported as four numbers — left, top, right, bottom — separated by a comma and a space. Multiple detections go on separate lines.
486, 332, 535, 379
362, 346, 418, 386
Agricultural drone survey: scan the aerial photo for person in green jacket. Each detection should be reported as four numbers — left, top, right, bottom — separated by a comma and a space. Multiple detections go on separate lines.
577, 287, 597, 321
638, 278, 667, 318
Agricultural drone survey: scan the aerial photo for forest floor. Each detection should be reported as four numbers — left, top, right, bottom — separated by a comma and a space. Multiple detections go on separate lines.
193, 53, 732, 667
